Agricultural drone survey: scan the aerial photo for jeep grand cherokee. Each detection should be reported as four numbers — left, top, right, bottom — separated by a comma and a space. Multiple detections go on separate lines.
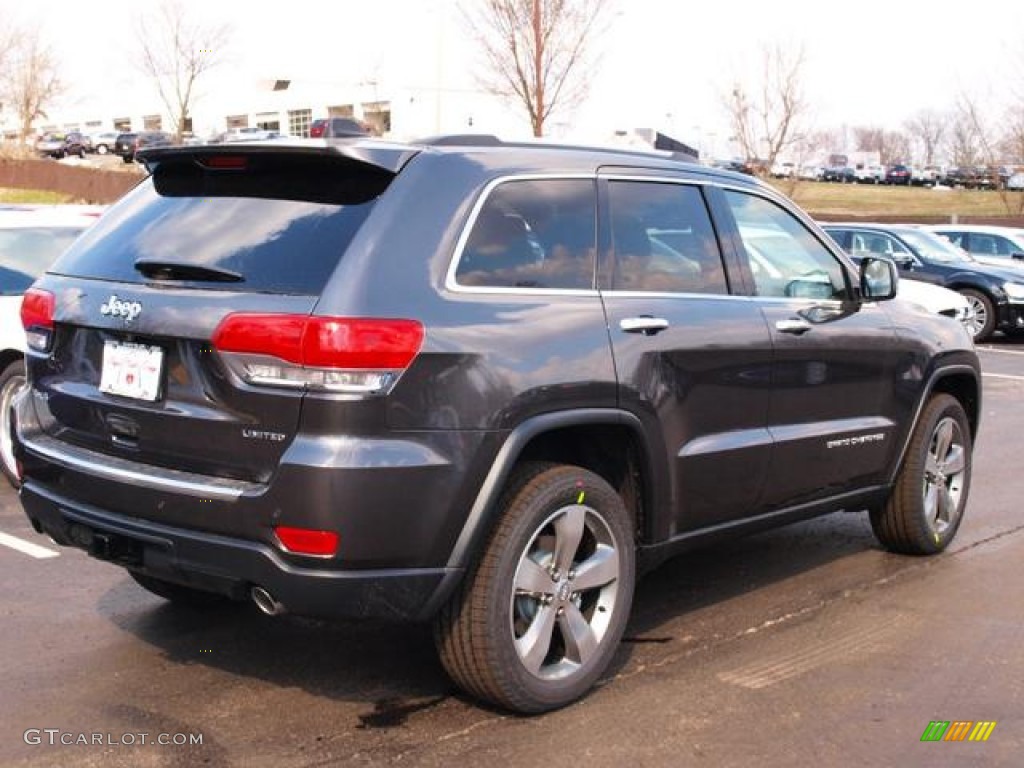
10, 136, 981, 713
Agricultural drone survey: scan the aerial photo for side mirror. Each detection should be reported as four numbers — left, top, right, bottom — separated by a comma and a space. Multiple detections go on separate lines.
860, 257, 898, 301
1011, 252, 1024, 261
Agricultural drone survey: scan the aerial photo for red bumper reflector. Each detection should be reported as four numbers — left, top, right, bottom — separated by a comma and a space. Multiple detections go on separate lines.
274, 526, 339, 556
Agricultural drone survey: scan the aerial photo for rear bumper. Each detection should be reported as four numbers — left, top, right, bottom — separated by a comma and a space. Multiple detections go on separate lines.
21, 480, 456, 621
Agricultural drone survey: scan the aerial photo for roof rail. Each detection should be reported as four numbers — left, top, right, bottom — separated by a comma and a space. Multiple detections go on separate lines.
416, 134, 504, 147
414, 132, 702, 165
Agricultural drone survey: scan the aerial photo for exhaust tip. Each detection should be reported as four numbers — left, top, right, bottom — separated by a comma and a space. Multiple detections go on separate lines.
250, 586, 285, 616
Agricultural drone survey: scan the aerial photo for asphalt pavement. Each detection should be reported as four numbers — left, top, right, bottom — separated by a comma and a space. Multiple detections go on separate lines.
0, 337, 1022, 767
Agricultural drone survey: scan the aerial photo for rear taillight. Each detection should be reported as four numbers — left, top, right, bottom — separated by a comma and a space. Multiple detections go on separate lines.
20, 288, 55, 352
212, 314, 424, 395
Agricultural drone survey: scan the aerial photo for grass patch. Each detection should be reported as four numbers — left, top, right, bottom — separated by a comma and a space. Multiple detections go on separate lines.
772, 181, 1024, 220
0, 188, 76, 204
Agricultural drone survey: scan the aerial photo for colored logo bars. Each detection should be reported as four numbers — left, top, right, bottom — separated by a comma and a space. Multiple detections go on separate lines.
920, 721, 997, 742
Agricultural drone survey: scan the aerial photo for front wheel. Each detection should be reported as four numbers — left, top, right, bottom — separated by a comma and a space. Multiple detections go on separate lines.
434, 462, 635, 713
870, 394, 972, 555
958, 288, 995, 342
0, 359, 26, 488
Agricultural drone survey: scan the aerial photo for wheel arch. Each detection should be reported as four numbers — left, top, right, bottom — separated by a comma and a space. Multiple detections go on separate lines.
446, 409, 663, 571
0, 349, 24, 374
888, 364, 981, 485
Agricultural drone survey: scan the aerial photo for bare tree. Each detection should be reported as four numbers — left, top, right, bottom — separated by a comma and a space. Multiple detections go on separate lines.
904, 109, 947, 167
951, 95, 991, 167
1001, 104, 1024, 164
462, 0, 612, 137
957, 93, 1024, 214
135, 0, 230, 141
851, 126, 909, 165
1, 26, 64, 142
724, 43, 810, 173
882, 130, 911, 165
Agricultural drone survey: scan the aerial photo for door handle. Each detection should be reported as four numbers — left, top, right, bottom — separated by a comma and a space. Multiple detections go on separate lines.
775, 318, 812, 335
620, 316, 669, 335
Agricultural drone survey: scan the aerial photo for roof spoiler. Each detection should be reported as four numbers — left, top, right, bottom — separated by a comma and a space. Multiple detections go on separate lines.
137, 139, 421, 176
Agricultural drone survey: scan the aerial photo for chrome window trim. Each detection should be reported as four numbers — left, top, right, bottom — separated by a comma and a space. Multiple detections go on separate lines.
444, 173, 600, 296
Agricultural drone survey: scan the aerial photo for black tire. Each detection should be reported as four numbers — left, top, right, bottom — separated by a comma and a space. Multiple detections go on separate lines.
958, 288, 996, 342
0, 359, 26, 489
122, 154, 133, 164
129, 571, 233, 608
870, 394, 972, 555
434, 462, 635, 714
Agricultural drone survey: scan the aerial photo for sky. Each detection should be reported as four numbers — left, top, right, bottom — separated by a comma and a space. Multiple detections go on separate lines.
3, 0, 1023, 155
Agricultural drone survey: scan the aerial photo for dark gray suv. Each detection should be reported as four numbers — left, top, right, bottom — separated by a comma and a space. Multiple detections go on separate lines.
11, 137, 981, 713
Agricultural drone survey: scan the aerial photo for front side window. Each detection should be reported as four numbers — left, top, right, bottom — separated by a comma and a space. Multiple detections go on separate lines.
726, 192, 848, 300
607, 181, 727, 294
849, 232, 911, 260
455, 179, 596, 290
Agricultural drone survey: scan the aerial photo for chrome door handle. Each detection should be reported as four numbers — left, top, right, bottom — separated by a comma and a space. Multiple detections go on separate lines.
775, 318, 812, 335
620, 316, 669, 335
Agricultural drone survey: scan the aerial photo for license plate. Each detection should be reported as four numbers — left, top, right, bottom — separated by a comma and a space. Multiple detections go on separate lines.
99, 341, 164, 401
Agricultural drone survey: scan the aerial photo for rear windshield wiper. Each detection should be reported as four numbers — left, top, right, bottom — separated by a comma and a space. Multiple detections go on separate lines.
134, 259, 243, 283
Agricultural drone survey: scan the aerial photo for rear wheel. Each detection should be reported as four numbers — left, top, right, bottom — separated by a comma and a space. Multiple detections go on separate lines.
870, 394, 972, 555
959, 288, 995, 341
434, 462, 634, 713
0, 359, 26, 488
129, 572, 234, 608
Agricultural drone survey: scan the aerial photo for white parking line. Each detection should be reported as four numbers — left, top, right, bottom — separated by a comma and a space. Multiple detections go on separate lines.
983, 373, 1024, 382
977, 346, 1024, 356
0, 531, 59, 559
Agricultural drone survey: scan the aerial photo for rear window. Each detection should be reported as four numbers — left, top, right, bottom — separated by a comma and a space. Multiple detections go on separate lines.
49, 154, 389, 295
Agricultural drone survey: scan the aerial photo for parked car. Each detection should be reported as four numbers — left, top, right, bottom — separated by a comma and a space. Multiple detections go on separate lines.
797, 164, 823, 181
942, 167, 996, 190
884, 164, 912, 185
0, 205, 105, 486
896, 278, 975, 330
114, 131, 173, 163
88, 131, 120, 155
1008, 172, 1024, 191
309, 117, 369, 138
822, 166, 855, 183
823, 222, 1024, 340
11, 136, 980, 713
911, 166, 942, 186
769, 161, 795, 178
929, 225, 1024, 268
854, 164, 885, 183
215, 127, 285, 143
34, 132, 86, 159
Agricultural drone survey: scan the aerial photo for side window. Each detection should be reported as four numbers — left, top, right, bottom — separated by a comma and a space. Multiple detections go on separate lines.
857, 233, 910, 259
723, 190, 849, 300
455, 179, 595, 290
607, 181, 727, 294
942, 231, 966, 249
992, 235, 1020, 256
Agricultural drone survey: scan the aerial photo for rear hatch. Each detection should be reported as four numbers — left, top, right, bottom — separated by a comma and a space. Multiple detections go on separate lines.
27, 143, 411, 484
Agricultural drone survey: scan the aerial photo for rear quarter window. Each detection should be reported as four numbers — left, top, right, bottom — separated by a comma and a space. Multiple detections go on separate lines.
454, 178, 596, 290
